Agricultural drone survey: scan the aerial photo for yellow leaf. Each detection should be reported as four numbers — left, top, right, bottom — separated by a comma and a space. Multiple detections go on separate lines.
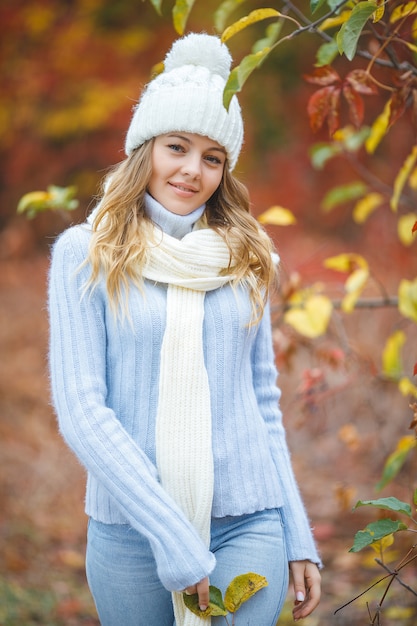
373, 0, 385, 22
284, 294, 333, 338
405, 40, 417, 52
257, 206, 296, 226
369, 533, 394, 553
224, 573, 268, 613
391, 145, 417, 212
17, 191, 52, 214
390, 1, 417, 24
385, 606, 417, 621
409, 165, 417, 189
318, 10, 351, 30
353, 192, 384, 223
399, 377, 417, 397
398, 277, 417, 322
365, 99, 391, 154
345, 267, 369, 293
398, 213, 417, 245
342, 267, 369, 312
221, 9, 281, 43
172, 0, 196, 35
382, 330, 406, 379
324, 252, 368, 273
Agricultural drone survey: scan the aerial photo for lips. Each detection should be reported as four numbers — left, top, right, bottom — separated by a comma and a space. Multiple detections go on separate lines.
169, 182, 199, 193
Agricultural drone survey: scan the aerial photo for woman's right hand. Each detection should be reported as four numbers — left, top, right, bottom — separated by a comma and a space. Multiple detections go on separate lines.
184, 576, 210, 611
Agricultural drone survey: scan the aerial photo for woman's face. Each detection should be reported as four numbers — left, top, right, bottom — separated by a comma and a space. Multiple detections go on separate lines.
148, 132, 226, 215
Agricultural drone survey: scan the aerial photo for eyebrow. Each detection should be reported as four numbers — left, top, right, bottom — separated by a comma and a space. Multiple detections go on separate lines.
166, 134, 227, 155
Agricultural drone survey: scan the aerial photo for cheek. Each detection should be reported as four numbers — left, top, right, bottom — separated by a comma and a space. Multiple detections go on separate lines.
208, 170, 223, 195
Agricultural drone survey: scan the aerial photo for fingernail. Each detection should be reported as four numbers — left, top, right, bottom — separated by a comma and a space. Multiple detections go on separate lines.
199, 605, 207, 611
296, 591, 305, 602
184, 591, 191, 595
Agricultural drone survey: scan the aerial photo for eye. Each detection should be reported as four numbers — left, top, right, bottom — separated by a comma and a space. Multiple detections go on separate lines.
167, 143, 185, 153
204, 154, 223, 165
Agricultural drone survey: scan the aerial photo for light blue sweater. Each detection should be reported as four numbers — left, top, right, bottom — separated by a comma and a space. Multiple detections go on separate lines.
48, 195, 321, 592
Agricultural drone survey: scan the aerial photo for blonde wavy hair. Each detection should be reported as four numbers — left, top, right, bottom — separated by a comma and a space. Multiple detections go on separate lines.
86, 139, 278, 322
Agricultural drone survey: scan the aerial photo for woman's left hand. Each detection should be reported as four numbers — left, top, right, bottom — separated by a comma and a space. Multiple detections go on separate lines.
289, 560, 321, 621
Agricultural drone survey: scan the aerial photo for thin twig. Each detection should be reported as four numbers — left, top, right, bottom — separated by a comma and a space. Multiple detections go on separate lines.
375, 558, 417, 597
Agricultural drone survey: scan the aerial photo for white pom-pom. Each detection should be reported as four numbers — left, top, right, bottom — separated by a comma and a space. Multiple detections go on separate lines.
164, 33, 232, 80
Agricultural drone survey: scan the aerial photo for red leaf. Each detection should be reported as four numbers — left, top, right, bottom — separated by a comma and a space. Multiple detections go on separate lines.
343, 83, 365, 128
327, 86, 341, 135
414, 362, 417, 376
412, 220, 417, 234
307, 86, 340, 133
389, 88, 408, 127
412, 90, 417, 127
304, 65, 341, 87
345, 69, 378, 95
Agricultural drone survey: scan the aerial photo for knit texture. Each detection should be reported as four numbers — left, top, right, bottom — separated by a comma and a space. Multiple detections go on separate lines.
142, 223, 234, 625
48, 198, 322, 600
124, 33, 244, 170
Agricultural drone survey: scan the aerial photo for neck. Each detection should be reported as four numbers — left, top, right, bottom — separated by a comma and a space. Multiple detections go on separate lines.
145, 193, 206, 239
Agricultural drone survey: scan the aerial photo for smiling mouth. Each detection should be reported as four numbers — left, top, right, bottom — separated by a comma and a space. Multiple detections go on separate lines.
170, 183, 198, 193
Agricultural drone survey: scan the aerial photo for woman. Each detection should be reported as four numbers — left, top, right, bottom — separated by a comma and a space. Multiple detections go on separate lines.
49, 33, 321, 626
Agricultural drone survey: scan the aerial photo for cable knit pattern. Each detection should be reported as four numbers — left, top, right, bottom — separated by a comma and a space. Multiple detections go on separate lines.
141, 224, 235, 625
48, 198, 321, 607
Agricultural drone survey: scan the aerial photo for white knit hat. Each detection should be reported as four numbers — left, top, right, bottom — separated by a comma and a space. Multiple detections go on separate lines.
124, 33, 244, 170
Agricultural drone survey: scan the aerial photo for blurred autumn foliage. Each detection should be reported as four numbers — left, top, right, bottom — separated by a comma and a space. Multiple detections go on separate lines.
2, 0, 417, 624
0, 0, 174, 251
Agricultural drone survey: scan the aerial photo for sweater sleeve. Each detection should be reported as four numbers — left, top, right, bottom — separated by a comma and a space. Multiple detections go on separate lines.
48, 226, 216, 590
251, 302, 322, 567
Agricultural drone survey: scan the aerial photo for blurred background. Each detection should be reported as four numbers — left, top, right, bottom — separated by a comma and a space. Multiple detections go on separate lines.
1, 1, 416, 624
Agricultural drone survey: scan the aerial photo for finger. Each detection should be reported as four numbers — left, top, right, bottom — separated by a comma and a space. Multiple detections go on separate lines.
292, 573, 321, 620
196, 577, 210, 611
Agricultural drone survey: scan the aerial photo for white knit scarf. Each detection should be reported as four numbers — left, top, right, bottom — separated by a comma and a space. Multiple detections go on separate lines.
142, 222, 235, 626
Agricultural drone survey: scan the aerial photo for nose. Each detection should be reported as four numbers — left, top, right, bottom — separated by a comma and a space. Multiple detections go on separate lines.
180, 152, 202, 178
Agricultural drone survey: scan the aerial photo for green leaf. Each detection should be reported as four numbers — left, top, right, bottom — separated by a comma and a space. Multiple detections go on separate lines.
172, 0, 196, 35
223, 47, 271, 109
224, 573, 268, 613
353, 497, 412, 517
376, 436, 417, 491
316, 39, 340, 66
311, 0, 328, 13
252, 21, 282, 53
337, 2, 377, 60
310, 142, 342, 169
183, 586, 227, 617
349, 519, 408, 552
148, 0, 163, 15
321, 181, 367, 212
214, 0, 247, 33
221, 9, 281, 43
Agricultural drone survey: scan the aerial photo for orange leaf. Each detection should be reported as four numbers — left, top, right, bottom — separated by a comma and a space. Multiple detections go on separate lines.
413, 220, 417, 233
414, 362, 417, 376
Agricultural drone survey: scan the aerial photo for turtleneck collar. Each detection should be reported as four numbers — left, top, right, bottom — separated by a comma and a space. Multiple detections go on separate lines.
145, 193, 206, 240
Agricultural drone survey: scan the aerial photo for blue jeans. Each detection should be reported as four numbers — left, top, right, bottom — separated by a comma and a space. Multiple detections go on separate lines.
86, 508, 289, 626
